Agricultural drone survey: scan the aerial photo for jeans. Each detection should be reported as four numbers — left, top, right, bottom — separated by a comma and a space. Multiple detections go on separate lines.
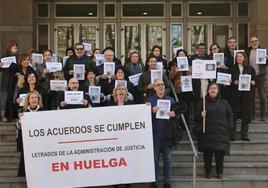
153, 134, 172, 184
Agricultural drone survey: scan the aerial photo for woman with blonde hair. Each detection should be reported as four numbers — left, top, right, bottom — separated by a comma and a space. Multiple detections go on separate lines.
17, 90, 44, 177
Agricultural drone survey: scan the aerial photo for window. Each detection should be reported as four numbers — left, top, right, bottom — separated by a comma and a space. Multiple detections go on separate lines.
171, 4, 182, 17
55, 4, 97, 17
122, 4, 164, 17
37, 24, 49, 52
238, 23, 248, 49
189, 3, 231, 16
238, 2, 248, 17
171, 24, 183, 55
37, 3, 49, 18
105, 4, 115, 17
104, 24, 116, 50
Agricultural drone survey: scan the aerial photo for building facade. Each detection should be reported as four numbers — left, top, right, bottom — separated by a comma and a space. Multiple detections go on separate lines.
0, 0, 267, 62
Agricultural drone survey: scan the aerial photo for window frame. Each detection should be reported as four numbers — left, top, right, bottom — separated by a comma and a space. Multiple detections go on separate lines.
104, 3, 116, 18
103, 23, 117, 54
237, 1, 249, 17
36, 23, 50, 51
170, 23, 184, 58
36, 2, 50, 19
170, 3, 183, 18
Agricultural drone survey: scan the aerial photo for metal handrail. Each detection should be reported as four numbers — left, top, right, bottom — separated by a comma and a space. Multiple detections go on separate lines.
168, 78, 198, 188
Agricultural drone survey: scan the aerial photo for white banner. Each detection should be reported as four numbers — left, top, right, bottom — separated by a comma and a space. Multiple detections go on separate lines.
21, 104, 155, 188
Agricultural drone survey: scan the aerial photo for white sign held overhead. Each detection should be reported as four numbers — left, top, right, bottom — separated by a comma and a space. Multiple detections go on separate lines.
192, 60, 217, 79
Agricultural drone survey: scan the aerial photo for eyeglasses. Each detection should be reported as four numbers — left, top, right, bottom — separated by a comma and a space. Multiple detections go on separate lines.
155, 83, 164, 87
75, 48, 84, 51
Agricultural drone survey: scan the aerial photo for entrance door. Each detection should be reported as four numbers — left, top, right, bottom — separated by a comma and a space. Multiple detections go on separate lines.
121, 23, 166, 64
187, 23, 232, 55
54, 23, 99, 58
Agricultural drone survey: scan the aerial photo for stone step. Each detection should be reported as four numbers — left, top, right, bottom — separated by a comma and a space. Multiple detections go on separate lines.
0, 142, 17, 152
172, 150, 268, 162
0, 164, 18, 177
177, 140, 268, 151
0, 153, 20, 164
0, 132, 16, 142
1, 175, 268, 188
0, 123, 16, 132
159, 162, 268, 176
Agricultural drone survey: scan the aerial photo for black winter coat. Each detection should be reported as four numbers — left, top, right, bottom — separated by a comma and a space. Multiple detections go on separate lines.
194, 96, 233, 154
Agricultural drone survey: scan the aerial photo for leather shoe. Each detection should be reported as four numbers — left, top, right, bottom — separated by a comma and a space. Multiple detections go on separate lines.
241, 137, 250, 141
217, 173, 223, 179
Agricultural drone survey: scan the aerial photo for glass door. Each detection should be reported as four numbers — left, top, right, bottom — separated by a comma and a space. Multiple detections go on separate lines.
188, 23, 232, 55
54, 23, 99, 59
121, 23, 165, 64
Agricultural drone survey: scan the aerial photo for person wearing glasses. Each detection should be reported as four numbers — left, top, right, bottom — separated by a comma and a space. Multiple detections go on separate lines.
63, 42, 95, 90
245, 36, 267, 121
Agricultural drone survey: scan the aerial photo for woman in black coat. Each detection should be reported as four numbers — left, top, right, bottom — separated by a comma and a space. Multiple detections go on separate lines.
194, 82, 233, 179
229, 52, 256, 141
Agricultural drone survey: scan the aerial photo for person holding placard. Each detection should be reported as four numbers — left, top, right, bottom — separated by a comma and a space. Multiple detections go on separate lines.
193, 83, 233, 179
56, 78, 91, 109
245, 36, 267, 121
147, 79, 178, 188
0, 40, 20, 122
168, 49, 193, 123
146, 45, 168, 72
16, 72, 45, 112
224, 37, 237, 68
124, 51, 145, 77
138, 55, 170, 102
63, 42, 95, 87
17, 90, 44, 177
102, 67, 136, 103
230, 52, 256, 141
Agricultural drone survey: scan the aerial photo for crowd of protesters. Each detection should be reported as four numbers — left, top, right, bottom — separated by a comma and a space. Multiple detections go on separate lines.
0, 36, 267, 187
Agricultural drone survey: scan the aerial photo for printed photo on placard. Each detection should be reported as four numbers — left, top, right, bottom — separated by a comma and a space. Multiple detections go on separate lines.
83, 43, 92, 52
51, 54, 58, 62
32, 53, 43, 65
74, 64, 85, 80
156, 62, 163, 70
176, 57, 189, 71
238, 74, 251, 91
115, 80, 127, 88
213, 53, 224, 67
129, 73, 142, 86
256, 49, 267, 64
95, 54, 105, 66
151, 70, 163, 84
156, 99, 171, 119
0, 56, 17, 68
216, 72, 232, 85
181, 76, 193, 92
104, 62, 115, 76
89, 86, 101, 103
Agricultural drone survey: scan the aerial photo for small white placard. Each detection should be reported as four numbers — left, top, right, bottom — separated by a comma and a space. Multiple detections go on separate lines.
64, 91, 84, 104
151, 69, 163, 84
19, 94, 27, 107
0, 56, 16, 68
104, 62, 115, 76
115, 80, 127, 88
238, 74, 251, 91
32, 53, 43, 65
256, 49, 267, 64
51, 54, 58, 62
83, 43, 92, 51
216, 72, 232, 85
88, 86, 101, 103
173, 47, 183, 55
156, 99, 171, 119
213, 53, 224, 67
156, 62, 163, 70
95, 54, 105, 66
176, 57, 189, 71
46, 62, 62, 72
74, 64, 85, 80
50, 80, 67, 91
181, 75, 193, 92
192, 60, 217, 79
129, 73, 142, 86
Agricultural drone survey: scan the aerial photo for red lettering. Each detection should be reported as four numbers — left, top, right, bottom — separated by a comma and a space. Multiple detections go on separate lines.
52, 163, 59, 172
83, 160, 92, 169
102, 159, 109, 168
74, 161, 83, 170
93, 159, 101, 168
119, 158, 127, 167
109, 158, 117, 167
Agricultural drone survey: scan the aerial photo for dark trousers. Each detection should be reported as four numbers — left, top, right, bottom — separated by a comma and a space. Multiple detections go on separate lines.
251, 75, 266, 119
203, 150, 225, 174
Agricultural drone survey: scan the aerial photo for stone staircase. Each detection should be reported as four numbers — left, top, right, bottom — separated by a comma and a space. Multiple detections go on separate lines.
0, 120, 268, 188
